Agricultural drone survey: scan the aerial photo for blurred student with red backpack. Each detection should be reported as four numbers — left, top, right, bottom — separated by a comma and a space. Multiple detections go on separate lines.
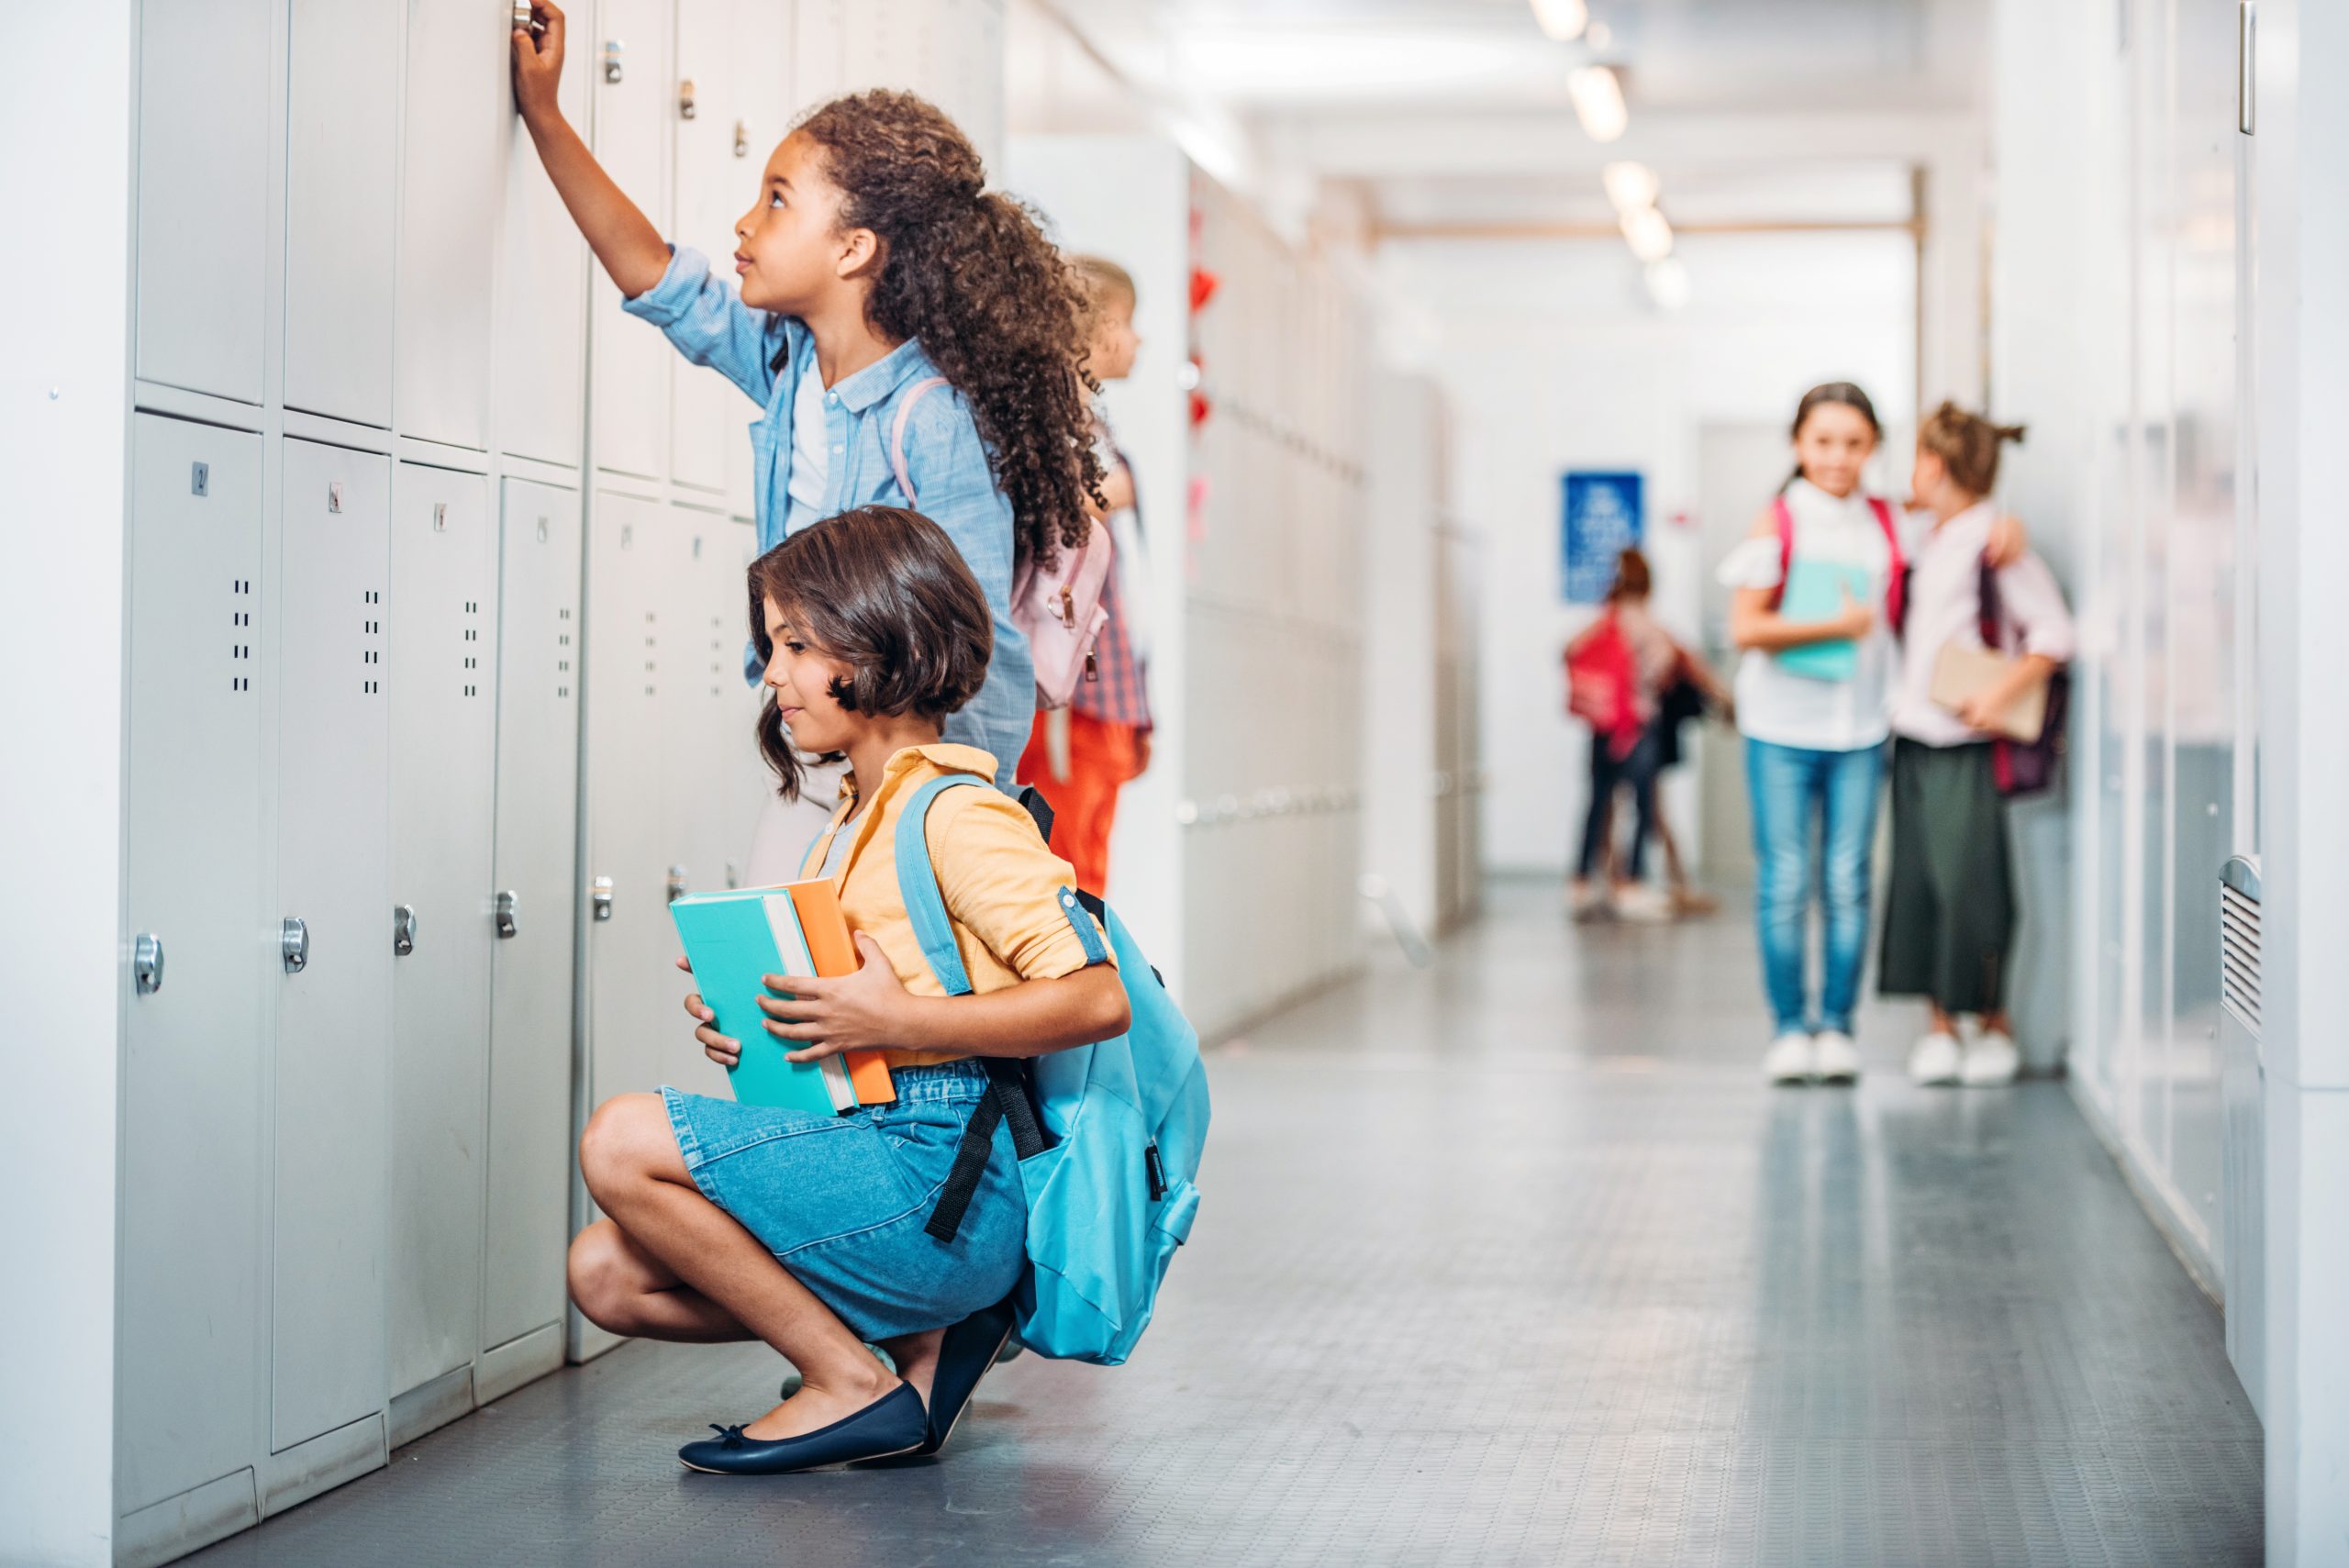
1564, 549, 1724, 921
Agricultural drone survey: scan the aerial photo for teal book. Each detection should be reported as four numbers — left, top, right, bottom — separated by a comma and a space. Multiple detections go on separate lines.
670, 888, 855, 1115
1773, 559, 1874, 682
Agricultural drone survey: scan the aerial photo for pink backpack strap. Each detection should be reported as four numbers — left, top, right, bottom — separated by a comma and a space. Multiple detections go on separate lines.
1867, 496, 1906, 631
1767, 494, 1795, 609
888, 376, 949, 505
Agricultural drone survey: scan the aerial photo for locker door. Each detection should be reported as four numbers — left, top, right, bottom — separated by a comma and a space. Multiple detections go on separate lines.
670, 0, 740, 496
118, 416, 267, 1513
396, 0, 506, 450
665, 508, 762, 901
285, 0, 398, 427
723, 1, 789, 517
273, 439, 393, 1452
482, 480, 582, 1356
386, 464, 496, 1405
135, 0, 270, 402
590, 0, 674, 481
584, 491, 685, 1110
792, 0, 850, 108
496, 28, 591, 467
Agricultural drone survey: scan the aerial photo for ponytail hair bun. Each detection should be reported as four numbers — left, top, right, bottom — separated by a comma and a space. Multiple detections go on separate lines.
1919, 400, 2027, 496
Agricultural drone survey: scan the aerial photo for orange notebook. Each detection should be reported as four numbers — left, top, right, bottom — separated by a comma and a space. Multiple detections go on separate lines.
780, 877, 896, 1106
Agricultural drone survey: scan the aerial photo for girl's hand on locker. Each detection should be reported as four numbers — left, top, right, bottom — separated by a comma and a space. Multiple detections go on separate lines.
509, 2, 566, 126
759, 934, 914, 1062
676, 953, 742, 1069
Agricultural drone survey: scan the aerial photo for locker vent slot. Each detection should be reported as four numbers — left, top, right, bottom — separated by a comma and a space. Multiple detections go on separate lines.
2221, 883, 2261, 1029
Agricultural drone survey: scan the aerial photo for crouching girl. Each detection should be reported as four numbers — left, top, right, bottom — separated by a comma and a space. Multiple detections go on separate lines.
565, 506, 1128, 1473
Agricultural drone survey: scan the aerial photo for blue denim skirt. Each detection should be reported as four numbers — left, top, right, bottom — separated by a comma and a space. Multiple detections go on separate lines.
659, 1060, 1027, 1342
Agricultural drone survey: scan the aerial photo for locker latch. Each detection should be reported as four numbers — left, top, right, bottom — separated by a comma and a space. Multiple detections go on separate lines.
667, 866, 688, 904
281, 917, 310, 974
679, 78, 697, 120
432, 502, 447, 533
602, 39, 624, 83
392, 904, 417, 958
133, 933, 165, 995
591, 877, 614, 922
734, 119, 750, 158
495, 890, 519, 939
328, 482, 343, 515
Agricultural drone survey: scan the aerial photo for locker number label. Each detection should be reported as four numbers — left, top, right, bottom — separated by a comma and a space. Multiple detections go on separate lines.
190, 462, 209, 497
433, 502, 448, 533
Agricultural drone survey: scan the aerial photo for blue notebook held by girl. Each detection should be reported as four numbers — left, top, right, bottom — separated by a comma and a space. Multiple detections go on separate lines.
1774, 558, 1874, 682
670, 888, 856, 1116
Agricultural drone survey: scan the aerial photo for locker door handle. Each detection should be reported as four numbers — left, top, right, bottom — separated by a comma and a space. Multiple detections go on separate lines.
601, 39, 624, 83
281, 917, 310, 974
679, 77, 697, 120
392, 905, 417, 958
591, 877, 613, 922
495, 890, 519, 939
133, 932, 165, 995
667, 866, 687, 904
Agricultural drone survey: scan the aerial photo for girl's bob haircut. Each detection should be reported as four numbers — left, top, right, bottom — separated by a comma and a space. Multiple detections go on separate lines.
747, 506, 994, 800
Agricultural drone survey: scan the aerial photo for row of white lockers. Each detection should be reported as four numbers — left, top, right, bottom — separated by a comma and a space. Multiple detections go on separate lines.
1187, 408, 1368, 632
1189, 180, 1364, 470
1184, 810, 1366, 1040
114, 0, 1008, 1562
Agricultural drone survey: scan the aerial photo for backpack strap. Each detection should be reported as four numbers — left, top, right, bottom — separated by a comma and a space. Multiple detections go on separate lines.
887, 375, 949, 506
1869, 496, 1907, 633
1767, 495, 1795, 610
894, 773, 1097, 1241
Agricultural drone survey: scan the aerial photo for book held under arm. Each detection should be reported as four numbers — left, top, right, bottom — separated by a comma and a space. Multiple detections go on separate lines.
1929, 640, 2050, 743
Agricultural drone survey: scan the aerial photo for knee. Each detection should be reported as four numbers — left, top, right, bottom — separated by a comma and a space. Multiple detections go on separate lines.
578, 1092, 664, 1205
566, 1224, 631, 1329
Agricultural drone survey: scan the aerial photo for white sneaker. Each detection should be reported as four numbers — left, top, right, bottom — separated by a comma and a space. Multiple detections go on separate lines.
1764, 1032, 1815, 1084
1961, 1030, 2021, 1086
1909, 1032, 1962, 1085
1613, 884, 1675, 923
1812, 1030, 1863, 1084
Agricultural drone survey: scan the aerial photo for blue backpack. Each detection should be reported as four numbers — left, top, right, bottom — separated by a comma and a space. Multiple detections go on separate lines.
894, 776, 1210, 1365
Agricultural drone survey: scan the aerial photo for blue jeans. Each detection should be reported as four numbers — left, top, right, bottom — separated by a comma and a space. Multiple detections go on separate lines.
1746, 738, 1886, 1036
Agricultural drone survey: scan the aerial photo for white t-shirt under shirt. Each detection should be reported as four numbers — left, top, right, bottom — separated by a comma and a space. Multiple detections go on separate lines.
1716, 477, 1917, 753
785, 368, 830, 533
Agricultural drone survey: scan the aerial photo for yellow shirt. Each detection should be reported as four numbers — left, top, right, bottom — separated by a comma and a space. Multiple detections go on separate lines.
800, 743, 1113, 1068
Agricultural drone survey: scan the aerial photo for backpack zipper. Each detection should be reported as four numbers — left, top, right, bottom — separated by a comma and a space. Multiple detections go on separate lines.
1144, 1140, 1167, 1201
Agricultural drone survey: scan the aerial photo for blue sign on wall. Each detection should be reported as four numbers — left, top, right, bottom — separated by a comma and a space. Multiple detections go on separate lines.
1561, 471, 1645, 605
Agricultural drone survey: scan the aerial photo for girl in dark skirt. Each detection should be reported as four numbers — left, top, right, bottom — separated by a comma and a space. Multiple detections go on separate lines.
1879, 405, 2076, 1086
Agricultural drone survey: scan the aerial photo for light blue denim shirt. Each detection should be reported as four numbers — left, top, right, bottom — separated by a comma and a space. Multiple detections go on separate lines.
622, 244, 1033, 785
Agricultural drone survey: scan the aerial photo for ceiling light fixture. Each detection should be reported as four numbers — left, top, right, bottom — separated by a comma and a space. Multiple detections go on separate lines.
1528, 0, 1589, 43
1602, 161, 1658, 215
1568, 64, 1628, 143
1620, 205, 1673, 263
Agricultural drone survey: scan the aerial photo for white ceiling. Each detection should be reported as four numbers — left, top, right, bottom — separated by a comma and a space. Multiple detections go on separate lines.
1014, 0, 1987, 232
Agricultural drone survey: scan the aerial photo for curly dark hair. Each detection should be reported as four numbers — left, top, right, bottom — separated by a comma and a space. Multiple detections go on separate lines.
746, 506, 993, 801
796, 89, 1102, 565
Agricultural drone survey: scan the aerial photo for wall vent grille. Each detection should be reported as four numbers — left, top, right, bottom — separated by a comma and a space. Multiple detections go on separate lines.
2221, 881, 2262, 1030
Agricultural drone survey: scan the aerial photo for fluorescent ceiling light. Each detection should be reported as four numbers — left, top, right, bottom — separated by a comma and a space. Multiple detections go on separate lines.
1620, 205, 1674, 262
1529, 0, 1588, 42
1602, 161, 1659, 215
1569, 65, 1628, 143
1645, 257, 1691, 311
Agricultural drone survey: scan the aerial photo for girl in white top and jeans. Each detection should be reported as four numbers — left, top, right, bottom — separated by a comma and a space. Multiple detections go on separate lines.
1718, 384, 2024, 1084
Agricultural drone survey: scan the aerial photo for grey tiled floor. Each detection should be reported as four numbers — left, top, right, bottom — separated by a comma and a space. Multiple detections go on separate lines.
184, 883, 2261, 1566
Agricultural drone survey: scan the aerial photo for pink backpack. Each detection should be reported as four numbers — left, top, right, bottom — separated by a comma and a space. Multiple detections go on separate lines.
891, 376, 1111, 709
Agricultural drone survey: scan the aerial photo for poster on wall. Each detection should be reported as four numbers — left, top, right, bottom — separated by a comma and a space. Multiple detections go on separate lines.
1561, 472, 1644, 604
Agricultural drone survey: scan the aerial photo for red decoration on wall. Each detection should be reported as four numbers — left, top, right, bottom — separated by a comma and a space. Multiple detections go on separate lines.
1189, 267, 1220, 313
1189, 391, 1212, 429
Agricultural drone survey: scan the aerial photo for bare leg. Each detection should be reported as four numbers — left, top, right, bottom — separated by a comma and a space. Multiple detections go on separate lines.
568, 1218, 753, 1342
1979, 1008, 2014, 1037
577, 1093, 895, 1440
1928, 1001, 1961, 1037
877, 1329, 947, 1407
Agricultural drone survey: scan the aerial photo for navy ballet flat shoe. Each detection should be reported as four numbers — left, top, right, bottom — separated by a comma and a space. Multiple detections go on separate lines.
910, 1297, 1019, 1457
678, 1382, 929, 1475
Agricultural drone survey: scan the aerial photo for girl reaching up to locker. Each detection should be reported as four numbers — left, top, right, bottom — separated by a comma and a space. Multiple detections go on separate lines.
511, 3, 1099, 850
568, 506, 1130, 1473
1716, 383, 2027, 1087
